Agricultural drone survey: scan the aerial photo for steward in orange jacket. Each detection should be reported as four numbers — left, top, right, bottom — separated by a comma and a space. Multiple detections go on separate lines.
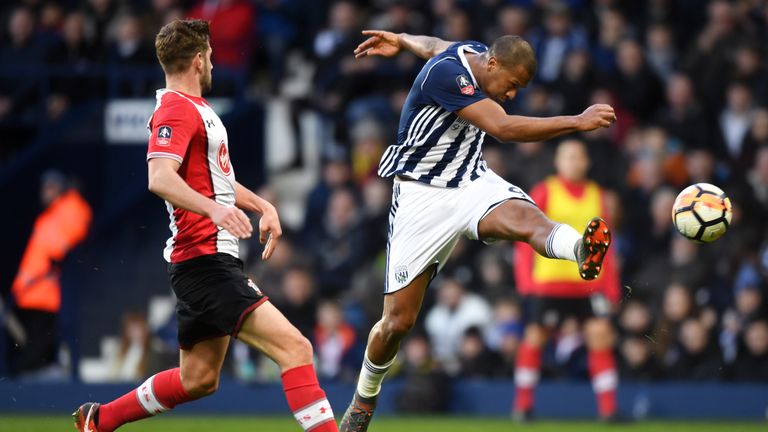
10, 171, 91, 374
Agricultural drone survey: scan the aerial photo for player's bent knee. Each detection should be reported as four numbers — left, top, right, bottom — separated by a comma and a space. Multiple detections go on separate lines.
183, 371, 220, 398
292, 334, 314, 364
276, 331, 314, 369
381, 314, 416, 342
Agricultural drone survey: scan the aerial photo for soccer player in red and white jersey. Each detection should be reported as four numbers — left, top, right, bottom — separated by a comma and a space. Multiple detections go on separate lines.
73, 20, 338, 432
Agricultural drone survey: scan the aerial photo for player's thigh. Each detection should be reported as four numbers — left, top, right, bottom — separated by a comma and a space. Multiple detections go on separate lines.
382, 263, 437, 331
385, 180, 461, 294
478, 198, 555, 241
179, 335, 230, 396
235, 301, 312, 370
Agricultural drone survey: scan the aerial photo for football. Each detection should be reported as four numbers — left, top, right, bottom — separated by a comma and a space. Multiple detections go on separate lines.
672, 183, 732, 243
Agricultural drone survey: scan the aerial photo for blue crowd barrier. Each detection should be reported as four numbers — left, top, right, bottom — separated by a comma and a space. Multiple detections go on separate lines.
1, 379, 766, 420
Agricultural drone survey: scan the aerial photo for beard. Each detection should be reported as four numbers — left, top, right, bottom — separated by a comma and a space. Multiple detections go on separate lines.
200, 70, 212, 94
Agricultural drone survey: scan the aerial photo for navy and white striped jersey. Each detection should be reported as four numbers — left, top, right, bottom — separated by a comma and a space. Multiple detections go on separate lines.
378, 41, 490, 188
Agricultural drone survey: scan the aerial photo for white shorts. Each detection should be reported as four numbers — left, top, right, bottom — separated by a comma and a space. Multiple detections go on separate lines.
384, 169, 534, 294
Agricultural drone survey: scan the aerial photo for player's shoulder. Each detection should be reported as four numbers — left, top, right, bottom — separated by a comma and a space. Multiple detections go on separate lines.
440, 40, 488, 58
427, 40, 488, 75
157, 90, 201, 109
154, 90, 202, 119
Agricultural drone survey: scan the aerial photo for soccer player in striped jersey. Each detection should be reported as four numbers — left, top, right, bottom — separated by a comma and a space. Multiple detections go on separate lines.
73, 20, 337, 432
339, 31, 617, 431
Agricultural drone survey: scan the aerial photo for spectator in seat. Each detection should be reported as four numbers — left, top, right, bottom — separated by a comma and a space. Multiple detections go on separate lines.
652, 282, 695, 358
302, 158, 354, 240
274, 267, 318, 339
609, 38, 664, 122
111, 312, 151, 381
653, 73, 711, 153
734, 108, 768, 178
457, 326, 503, 378
731, 320, 768, 381
309, 188, 367, 297
108, 14, 156, 97
394, 333, 452, 413
0, 7, 44, 121
188, 0, 255, 72
747, 145, 768, 215
618, 336, 663, 381
667, 318, 723, 380
718, 81, 757, 167
45, 11, 100, 119
645, 22, 676, 82
425, 277, 492, 373
108, 14, 154, 66
527, 1, 588, 83
618, 300, 654, 337
314, 301, 356, 380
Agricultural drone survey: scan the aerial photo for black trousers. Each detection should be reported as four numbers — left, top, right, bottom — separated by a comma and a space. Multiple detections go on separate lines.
8, 308, 58, 375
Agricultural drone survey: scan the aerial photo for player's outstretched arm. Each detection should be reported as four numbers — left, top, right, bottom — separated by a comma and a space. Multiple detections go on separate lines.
457, 99, 617, 142
234, 182, 282, 260
148, 158, 253, 239
354, 30, 453, 60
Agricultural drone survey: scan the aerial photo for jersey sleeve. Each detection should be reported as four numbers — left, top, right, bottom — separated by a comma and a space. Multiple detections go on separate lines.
421, 58, 487, 112
147, 96, 200, 164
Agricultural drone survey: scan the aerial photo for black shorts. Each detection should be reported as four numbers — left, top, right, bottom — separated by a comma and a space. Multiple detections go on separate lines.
168, 253, 268, 349
522, 294, 611, 327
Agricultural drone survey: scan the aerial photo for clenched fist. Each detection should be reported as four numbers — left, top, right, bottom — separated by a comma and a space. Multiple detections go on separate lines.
576, 104, 617, 132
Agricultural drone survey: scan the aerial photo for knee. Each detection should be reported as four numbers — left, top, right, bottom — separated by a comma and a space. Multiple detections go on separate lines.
182, 370, 220, 398
279, 332, 314, 369
381, 313, 417, 343
292, 334, 314, 364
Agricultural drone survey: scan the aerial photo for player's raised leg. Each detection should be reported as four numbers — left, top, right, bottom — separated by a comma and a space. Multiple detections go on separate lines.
339, 264, 435, 432
478, 199, 611, 280
236, 301, 338, 432
74, 336, 229, 432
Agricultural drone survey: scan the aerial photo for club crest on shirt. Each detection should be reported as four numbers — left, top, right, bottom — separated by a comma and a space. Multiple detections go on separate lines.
157, 125, 172, 146
394, 265, 409, 284
217, 140, 231, 175
456, 74, 474, 95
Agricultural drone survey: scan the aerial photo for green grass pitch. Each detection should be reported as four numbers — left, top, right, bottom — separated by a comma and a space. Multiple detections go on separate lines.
1, 415, 765, 432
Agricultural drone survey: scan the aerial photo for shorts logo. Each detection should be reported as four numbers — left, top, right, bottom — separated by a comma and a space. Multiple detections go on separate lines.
218, 141, 232, 175
247, 279, 262, 295
157, 125, 172, 146
456, 74, 474, 95
394, 265, 409, 284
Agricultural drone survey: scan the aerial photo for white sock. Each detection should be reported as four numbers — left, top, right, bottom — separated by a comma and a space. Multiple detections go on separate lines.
356, 350, 396, 399
545, 223, 581, 262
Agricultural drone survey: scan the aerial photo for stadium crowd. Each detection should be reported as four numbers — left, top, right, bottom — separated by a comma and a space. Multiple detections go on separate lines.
2, 0, 768, 394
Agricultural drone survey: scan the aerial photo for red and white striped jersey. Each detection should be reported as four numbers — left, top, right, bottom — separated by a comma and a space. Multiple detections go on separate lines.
146, 89, 238, 263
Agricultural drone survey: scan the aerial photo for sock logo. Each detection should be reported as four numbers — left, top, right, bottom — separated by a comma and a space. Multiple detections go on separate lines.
136, 375, 169, 415
293, 399, 334, 430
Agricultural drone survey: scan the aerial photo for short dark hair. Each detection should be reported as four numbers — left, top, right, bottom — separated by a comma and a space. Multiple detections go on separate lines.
155, 19, 210, 74
488, 35, 537, 77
